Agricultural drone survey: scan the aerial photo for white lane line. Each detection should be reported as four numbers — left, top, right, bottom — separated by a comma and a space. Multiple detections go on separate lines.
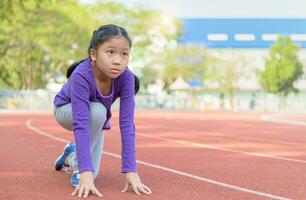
137, 133, 306, 164
137, 124, 306, 147
262, 115, 306, 127
26, 120, 69, 143
26, 118, 291, 200
230, 135, 306, 146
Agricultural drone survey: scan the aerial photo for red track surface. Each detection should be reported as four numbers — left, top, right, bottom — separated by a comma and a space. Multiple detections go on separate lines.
1, 110, 306, 200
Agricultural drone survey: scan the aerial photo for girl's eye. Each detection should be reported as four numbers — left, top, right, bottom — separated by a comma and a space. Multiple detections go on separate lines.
107, 50, 114, 54
123, 52, 129, 56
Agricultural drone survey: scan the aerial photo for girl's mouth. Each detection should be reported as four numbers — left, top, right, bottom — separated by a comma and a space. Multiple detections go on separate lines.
110, 68, 120, 74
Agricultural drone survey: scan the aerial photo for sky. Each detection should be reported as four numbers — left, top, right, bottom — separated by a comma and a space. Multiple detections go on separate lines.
79, 0, 306, 18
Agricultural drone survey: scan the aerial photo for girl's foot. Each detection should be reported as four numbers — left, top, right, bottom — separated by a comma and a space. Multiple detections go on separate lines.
54, 143, 76, 171
71, 169, 80, 187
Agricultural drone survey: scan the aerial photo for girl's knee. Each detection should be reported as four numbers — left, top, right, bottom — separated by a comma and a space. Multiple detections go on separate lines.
89, 102, 107, 124
53, 104, 73, 131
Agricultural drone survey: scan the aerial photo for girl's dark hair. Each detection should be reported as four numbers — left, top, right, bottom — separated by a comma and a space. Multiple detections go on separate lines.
66, 24, 140, 95
134, 75, 140, 95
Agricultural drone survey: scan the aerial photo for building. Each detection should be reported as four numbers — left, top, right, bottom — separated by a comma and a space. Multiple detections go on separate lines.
178, 18, 306, 91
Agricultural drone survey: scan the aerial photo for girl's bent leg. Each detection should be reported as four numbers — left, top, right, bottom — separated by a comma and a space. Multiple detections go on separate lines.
53, 103, 73, 131
53, 102, 107, 179
89, 102, 106, 179
91, 132, 104, 179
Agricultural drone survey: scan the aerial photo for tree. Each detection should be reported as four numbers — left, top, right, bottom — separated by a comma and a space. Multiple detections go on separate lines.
257, 36, 304, 108
159, 44, 207, 90
0, 1, 182, 90
0, 0, 49, 21
204, 55, 247, 109
0, 0, 95, 89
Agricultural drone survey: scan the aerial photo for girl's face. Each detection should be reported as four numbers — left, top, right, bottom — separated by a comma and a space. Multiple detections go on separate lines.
90, 36, 130, 81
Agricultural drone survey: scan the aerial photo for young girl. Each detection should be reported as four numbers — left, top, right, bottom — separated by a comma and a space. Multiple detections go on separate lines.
53, 24, 152, 198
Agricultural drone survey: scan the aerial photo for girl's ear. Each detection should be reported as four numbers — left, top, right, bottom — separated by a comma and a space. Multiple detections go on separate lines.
89, 49, 97, 61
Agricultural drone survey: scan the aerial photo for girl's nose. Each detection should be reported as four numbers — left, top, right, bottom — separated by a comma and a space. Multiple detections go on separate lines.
112, 58, 121, 66
113, 62, 120, 66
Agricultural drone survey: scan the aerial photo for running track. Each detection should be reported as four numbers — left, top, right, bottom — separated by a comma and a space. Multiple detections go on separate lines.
0, 110, 306, 200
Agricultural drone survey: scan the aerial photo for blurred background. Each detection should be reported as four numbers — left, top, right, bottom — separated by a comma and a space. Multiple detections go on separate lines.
0, 0, 305, 113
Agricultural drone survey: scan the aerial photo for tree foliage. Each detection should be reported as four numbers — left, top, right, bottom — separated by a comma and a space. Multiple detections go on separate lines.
258, 36, 304, 98
0, 1, 181, 89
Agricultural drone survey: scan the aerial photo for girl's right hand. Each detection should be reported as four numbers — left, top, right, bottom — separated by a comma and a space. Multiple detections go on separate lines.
71, 171, 103, 198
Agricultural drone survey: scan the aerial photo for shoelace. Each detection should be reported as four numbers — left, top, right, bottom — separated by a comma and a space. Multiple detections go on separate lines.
66, 152, 78, 170
62, 151, 79, 174
63, 166, 73, 174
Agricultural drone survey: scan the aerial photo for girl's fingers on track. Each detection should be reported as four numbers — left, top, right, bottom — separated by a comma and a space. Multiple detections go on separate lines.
71, 186, 80, 196
78, 186, 85, 197
121, 182, 129, 192
139, 183, 152, 194
132, 184, 141, 195
141, 183, 152, 194
83, 188, 90, 198
92, 187, 103, 197
138, 185, 150, 195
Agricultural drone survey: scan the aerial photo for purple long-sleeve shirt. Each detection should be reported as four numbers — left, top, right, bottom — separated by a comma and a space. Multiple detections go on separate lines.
53, 58, 136, 174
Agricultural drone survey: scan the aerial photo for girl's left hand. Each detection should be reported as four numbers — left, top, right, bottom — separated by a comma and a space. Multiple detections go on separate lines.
121, 172, 152, 195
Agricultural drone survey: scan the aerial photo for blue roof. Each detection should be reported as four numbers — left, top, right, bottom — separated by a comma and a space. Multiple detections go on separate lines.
178, 18, 306, 48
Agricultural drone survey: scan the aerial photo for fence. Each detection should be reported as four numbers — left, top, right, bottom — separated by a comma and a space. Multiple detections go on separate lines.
0, 89, 305, 113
